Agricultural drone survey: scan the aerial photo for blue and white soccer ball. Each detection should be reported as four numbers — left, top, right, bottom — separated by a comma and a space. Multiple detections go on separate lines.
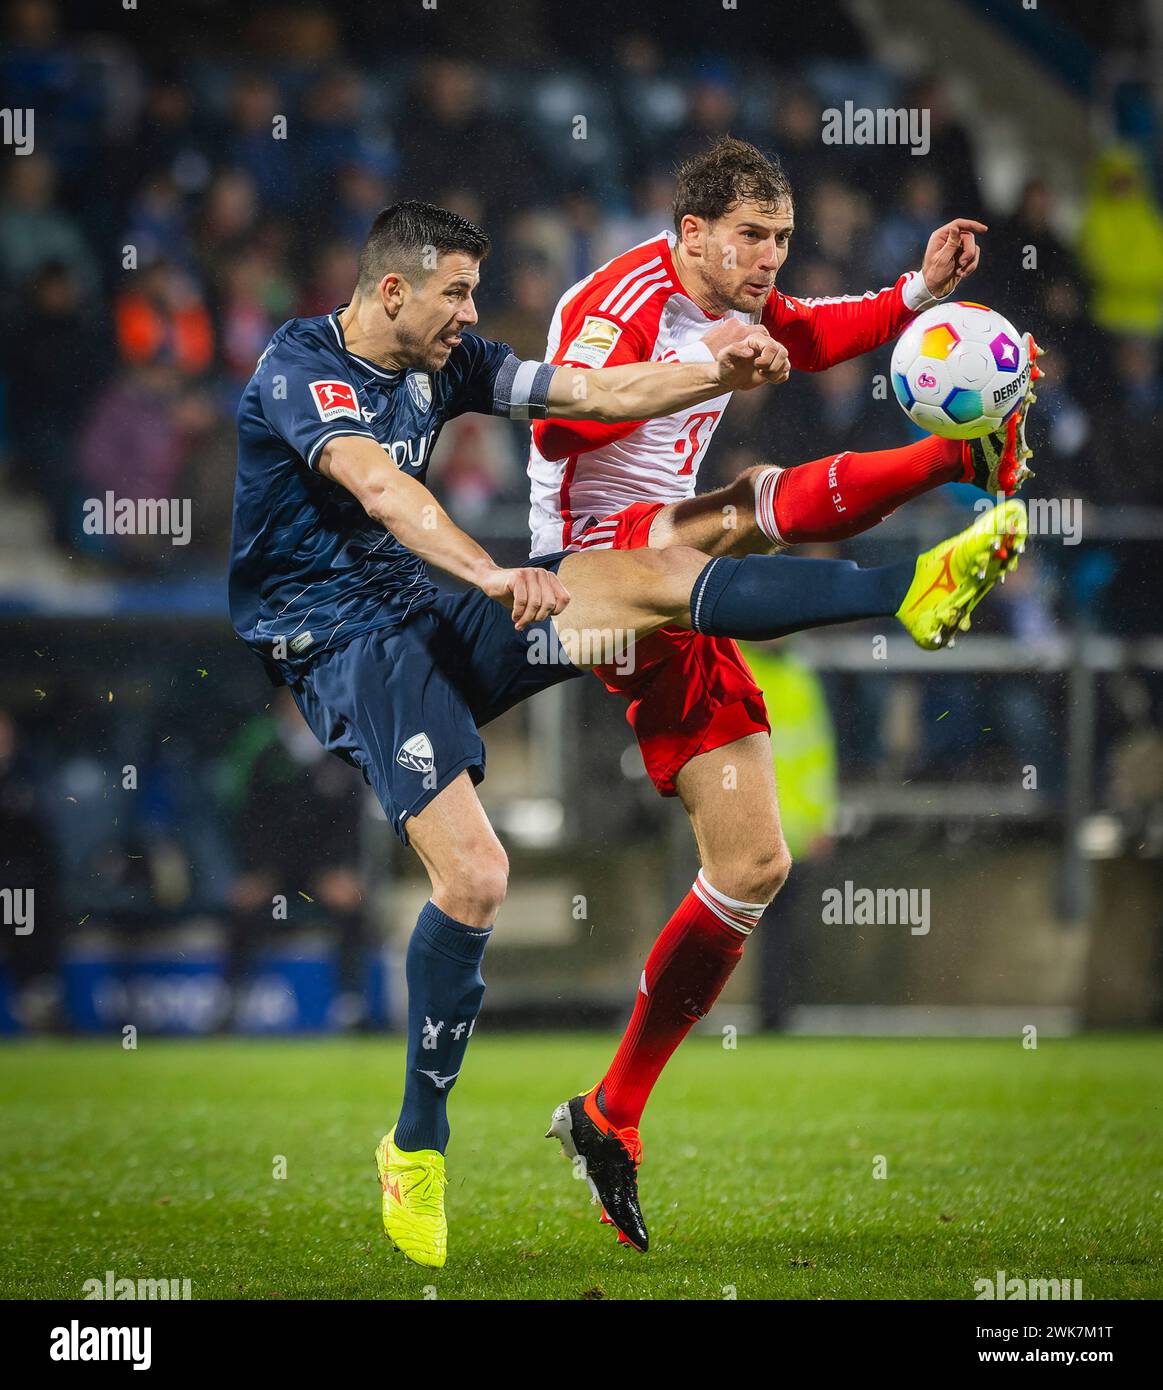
891, 301, 1031, 440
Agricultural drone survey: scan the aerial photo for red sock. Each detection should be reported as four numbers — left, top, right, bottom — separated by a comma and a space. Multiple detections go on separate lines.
598, 872, 764, 1130
756, 436, 967, 545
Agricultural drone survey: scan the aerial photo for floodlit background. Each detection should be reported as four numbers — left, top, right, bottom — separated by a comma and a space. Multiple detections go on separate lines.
1, 0, 1161, 1039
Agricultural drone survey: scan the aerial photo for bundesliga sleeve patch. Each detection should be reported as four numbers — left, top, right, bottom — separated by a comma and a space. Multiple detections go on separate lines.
309, 379, 361, 422
563, 315, 622, 368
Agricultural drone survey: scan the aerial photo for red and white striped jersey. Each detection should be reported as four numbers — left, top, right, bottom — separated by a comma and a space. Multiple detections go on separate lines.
527, 229, 938, 556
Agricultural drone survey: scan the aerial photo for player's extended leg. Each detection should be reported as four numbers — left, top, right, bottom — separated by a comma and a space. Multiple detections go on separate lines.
651, 437, 965, 558
648, 359, 1042, 560
546, 733, 788, 1251
554, 497, 1027, 657
650, 428, 1034, 560
604, 731, 787, 1118
375, 771, 507, 1269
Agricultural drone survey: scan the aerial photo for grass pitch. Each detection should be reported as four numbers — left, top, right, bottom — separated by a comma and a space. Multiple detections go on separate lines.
1, 1034, 1160, 1300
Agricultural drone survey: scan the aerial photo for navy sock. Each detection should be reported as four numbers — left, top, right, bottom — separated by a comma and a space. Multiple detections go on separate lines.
394, 901, 491, 1154
689, 554, 915, 640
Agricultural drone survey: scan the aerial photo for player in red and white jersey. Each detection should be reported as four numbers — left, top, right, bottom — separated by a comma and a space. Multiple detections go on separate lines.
537, 137, 1039, 1252
528, 229, 946, 555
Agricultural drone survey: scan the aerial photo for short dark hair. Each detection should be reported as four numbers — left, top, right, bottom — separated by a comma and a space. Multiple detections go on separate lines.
357, 200, 490, 293
673, 137, 793, 230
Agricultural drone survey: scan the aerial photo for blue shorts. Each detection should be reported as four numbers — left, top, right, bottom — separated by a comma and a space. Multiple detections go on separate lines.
285, 569, 580, 844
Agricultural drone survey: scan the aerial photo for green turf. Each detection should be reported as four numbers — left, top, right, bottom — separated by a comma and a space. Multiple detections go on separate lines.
1, 1034, 1160, 1300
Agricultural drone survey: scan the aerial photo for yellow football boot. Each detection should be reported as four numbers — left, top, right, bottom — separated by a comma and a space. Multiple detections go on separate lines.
897, 499, 1028, 651
375, 1128, 448, 1269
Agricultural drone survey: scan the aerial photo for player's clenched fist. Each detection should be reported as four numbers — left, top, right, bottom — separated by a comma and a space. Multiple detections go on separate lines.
713, 329, 790, 390
754, 335, 790, 385
483, 565, 572, 630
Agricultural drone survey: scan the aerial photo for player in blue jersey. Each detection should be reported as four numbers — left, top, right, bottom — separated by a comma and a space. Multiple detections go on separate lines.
229, 200, 1026, 1267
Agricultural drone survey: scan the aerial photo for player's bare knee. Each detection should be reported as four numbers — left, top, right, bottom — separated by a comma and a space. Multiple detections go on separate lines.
739, 839, 793, 906
767, 840, 793, 899
641, 545, 709, 609
465, 848, 509, 920
733, 465, 766, 500
432, 842, 509, 924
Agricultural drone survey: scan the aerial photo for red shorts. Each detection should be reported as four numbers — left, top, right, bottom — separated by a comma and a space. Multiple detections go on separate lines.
574, 501, 770, 797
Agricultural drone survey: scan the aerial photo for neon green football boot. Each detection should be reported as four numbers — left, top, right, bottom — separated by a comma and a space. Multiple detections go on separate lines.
375, 1129, 448, 1269
897, 499, 1028, 651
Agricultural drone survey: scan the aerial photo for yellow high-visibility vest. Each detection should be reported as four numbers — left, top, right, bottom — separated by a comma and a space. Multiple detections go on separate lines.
741, 643, 838, 860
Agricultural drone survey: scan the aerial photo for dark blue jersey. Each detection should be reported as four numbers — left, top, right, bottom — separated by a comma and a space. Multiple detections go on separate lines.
229, 308, 555, 674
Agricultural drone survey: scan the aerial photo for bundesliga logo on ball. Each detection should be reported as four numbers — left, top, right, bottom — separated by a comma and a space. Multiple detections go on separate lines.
891, 302, 1031, 439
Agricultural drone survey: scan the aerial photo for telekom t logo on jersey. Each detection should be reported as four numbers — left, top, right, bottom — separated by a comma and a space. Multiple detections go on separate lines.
674, 410, 721, 475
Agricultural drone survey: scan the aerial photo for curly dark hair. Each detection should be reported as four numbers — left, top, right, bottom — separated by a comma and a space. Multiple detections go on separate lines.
673, 136, 793, 230
357, 199, 491, 292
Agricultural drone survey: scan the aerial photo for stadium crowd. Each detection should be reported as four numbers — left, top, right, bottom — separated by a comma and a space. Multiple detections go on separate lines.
3, 0, 1163, 565
2, 0, 1162, 1021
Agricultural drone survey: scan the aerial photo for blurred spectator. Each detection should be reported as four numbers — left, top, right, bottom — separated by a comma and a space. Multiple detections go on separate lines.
134, 76, 213, 199
984, 178, 1074, 332
597, 169, 675, 267
610, 34, 686, 173
869, 170, 945, 286
222, 75, 294, 211
0, 0, 105, 181
1028, 347, 1092, 501
762, 83, 828, 204
671, 73, 741, 166
122, 171, 196, 276
114, 258, 213, 375
396, 59, 534, 224
328, 160, 394, 247
806, 178, 872, 281
907, 77, 978, 202
2, 260, 108, 540
298, 238, 359, 316
217, 248, 293, 382
299, 66, 395, 207
196, 168, 260, 285
77, 364, 216, 563
0, 153, 98, 300
506, 189, 611, 294
1094, 339, 1163, 506
487, 253, 561, 361
1078, 146, 1163, 338
428, 413, 521, 523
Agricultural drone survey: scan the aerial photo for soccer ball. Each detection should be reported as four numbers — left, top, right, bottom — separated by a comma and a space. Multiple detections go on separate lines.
890, 302, 1030, 440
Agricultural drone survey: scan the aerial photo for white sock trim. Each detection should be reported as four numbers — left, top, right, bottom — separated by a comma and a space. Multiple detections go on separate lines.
752, 466, 786, 547
692, 869, 766, 936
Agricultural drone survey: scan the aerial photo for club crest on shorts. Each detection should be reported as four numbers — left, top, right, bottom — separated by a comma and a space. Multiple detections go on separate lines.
396, 732, 435, 774
406, 372, 433, 412
309, 379, 360, 421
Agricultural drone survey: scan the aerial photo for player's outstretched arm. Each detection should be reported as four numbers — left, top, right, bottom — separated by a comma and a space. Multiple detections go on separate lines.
319, 435, 569, 630
544, 330, 787, 423
763, 217, 987, 372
